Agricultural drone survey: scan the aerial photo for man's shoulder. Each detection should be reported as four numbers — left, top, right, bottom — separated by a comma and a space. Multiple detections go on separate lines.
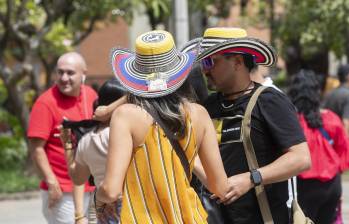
34, 86, 57, 106
82, 84, 97, 93
256, 86, 289, 105
328, 86, 349, 98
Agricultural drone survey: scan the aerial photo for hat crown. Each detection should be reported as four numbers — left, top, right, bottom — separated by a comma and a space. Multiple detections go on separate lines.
203, 27, 247, 39
196, 27, 277, 67
134, 31, 181, 74
200, 27, 248, 52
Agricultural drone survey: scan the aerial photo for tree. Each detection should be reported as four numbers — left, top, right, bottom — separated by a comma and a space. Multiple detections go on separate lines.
0, 0, 134, 137
263, 0, 349, 78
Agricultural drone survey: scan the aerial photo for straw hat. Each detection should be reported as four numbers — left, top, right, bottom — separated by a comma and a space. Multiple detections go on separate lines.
110, 30, 196, 98
182, 27, 277, 67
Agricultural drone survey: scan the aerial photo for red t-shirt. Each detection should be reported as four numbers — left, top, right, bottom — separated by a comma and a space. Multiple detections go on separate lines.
27, 85, 97, 192
298, 109, 349, 181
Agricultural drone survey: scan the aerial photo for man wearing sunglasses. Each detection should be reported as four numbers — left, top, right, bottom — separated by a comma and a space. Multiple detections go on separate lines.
194, 28, 311, 224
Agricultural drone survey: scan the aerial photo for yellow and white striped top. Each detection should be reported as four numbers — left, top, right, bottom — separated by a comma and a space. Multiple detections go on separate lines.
120, 117, 208, 224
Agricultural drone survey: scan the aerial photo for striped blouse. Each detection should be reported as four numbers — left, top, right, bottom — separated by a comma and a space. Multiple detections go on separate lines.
120, 117, 208, 224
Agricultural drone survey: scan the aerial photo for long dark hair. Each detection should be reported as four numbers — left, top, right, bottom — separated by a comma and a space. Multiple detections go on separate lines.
127, 79, 196, 138
288, 70, 323, 128
62, 78, 126, 140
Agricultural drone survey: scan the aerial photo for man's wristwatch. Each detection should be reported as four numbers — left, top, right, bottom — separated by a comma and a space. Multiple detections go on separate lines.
250, 169, 262, 186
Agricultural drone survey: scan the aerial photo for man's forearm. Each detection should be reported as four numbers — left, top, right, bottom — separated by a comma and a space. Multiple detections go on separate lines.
32, 147, 57, 184
259, 142, 311, 185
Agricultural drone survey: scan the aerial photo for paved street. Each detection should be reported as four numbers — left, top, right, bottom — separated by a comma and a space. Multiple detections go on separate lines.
343, 181, 349, 222
0, 182, 349, 223
0, 195, 45, 224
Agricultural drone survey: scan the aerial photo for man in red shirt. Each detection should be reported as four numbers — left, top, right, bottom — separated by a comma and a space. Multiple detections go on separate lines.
28, 52, 97, 224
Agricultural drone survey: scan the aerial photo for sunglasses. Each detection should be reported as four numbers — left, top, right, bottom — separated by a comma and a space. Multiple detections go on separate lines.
200, 53, 237, 71
200, 53, 256, 71
200, 57, 214, 71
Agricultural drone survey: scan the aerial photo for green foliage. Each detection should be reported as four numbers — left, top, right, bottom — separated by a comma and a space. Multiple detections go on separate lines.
42, 21, 73, 56
0, 82, 26, 170
278, 0, 349, 58
0, 169, 39, 193
189, 0, 235, 18
130, 0, 171, 28
37, 0, 133, 59
273, 70, 288, 88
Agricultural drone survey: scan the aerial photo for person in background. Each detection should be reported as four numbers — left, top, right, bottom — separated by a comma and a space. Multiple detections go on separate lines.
288, 70, 349, 224
95, 30, 230, 224
60, 78, 126, 224
28, 52, 97, 224
324, 64, 349, 136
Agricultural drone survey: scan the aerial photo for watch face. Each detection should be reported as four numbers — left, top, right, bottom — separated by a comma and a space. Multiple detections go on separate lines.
251, 170, 262, 186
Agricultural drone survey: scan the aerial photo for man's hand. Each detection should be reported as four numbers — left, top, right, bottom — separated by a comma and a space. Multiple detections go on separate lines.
47, 180, 63, 208
212, 172, 254, 205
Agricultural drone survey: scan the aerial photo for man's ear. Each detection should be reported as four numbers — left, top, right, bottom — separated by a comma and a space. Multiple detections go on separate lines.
81, 75, 86, 83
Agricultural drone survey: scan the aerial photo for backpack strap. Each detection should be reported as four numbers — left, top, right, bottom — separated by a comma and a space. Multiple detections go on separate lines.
319, 127, 334, 145
241, 85, 274, 224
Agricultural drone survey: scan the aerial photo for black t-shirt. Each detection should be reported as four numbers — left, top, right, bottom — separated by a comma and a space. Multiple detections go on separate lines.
204, 83, 306, 224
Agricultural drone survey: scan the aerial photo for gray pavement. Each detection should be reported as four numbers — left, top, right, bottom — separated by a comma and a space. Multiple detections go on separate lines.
0, 196, 45, 224
343, 181, 349, 222
0, 182, 349, 223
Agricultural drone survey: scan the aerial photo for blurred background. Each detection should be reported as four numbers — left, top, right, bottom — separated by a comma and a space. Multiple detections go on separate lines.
0, 0, 349, 222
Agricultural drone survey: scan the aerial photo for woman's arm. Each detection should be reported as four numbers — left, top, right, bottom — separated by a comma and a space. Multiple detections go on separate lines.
60, 128, 91, 185
96, 105, 134, 203
73, 184, 88, 224
93, 96, 127, 122
194, 105, 229, 199
193, 156, 208, 188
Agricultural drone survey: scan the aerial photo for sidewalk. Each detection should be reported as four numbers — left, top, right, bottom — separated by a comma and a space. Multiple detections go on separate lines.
343, 181, 349, 222
0, 182, 348, 223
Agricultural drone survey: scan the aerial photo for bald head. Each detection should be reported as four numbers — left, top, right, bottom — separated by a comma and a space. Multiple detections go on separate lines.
56, 52, 87, 97
57, 52, 87, 72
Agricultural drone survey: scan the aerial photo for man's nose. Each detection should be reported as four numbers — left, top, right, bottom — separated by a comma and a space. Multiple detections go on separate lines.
60, 73, 69, 81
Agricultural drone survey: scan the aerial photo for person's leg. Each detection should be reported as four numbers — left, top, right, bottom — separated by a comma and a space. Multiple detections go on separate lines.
41, 190, 54, 223
87, 192, 97, 224
51, 192, 75, 224
316, 174, 342, 224
41, 190, 91, 224
297, 178, 324, 220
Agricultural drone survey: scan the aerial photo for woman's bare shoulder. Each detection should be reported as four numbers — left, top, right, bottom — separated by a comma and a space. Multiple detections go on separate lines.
111, 103, 152, 126
186, 102, 210, 119
112, 103, 144, 117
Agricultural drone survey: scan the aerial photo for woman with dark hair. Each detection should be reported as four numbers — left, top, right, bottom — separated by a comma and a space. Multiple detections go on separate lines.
60, 79, 126, 223
288, 70, 349, 224
61, 78, 126, 186
95, 30, 229, 224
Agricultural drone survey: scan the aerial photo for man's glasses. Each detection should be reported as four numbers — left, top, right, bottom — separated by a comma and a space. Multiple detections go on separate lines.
200, 53, 255, 71
200, 53, 238, 71
200, 57, 214, 71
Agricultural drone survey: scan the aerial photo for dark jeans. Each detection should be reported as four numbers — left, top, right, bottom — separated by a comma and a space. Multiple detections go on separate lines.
298, 174, 342, 224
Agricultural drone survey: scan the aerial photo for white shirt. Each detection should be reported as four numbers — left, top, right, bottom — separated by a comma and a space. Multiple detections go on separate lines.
75, 127, 109, 187
262, 76, 282, 92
